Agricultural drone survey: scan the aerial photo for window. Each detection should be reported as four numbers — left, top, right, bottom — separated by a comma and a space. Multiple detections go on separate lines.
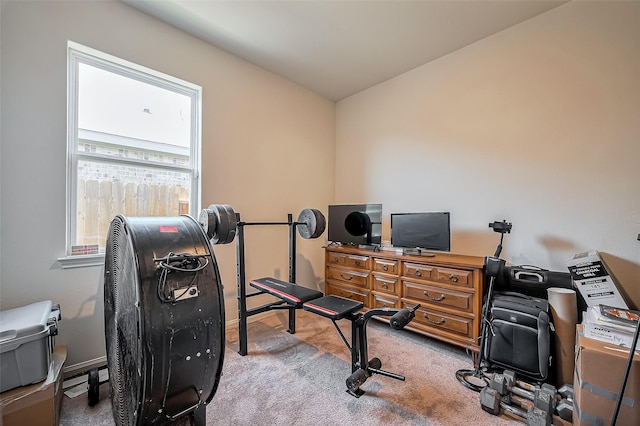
65, 42, 201, 262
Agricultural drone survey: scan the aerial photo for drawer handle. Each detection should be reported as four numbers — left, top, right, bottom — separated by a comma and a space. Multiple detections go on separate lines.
340, 274, 353, 281
414, 270, 422, 277
355, 260, 361, 266
423, 313, 445, 325
382, 264, 388, 271
449, 275, 459, 283
423, 291, 445, 302
381, 283, 388, 289
333, 256, 339, 262
341, 291, 354, 299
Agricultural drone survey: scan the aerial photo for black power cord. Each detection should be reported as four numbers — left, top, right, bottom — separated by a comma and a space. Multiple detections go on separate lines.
154, 252, 210, 303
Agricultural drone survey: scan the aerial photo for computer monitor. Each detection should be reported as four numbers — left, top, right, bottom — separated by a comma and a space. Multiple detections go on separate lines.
391, 212, 450, 256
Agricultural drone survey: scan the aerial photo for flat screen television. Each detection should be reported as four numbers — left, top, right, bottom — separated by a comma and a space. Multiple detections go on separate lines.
328, 204, 382, 248
391, 212, 450, 256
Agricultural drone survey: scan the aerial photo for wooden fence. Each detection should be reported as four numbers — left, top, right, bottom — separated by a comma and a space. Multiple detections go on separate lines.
77, 179, 189, 246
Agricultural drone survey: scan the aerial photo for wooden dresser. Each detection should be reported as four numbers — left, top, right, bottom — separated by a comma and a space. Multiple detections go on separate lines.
325, 246, 486, 352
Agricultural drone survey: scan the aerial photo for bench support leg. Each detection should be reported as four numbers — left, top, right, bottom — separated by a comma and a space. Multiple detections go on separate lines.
288, 306, 296, 334
302, 297, 419, 397
345, 308, 416, 397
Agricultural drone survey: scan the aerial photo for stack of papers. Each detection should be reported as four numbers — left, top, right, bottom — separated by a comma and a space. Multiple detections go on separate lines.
582, 305, 640, 350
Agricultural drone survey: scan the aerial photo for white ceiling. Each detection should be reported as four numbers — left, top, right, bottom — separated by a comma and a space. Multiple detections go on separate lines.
124, 0, 568, 101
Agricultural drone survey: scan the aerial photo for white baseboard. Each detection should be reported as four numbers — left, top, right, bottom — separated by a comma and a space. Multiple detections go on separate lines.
63, 356, 107, 379
225, 310, 276, 327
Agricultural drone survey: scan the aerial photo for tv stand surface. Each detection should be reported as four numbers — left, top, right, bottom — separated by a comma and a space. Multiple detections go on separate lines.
325, 246, 485, 353
402, 248, 435, 257
358, 244, 380, 252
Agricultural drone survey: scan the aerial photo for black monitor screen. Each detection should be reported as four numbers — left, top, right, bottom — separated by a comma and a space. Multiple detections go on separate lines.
328, 204, 382, 247
391, 212, 450, 252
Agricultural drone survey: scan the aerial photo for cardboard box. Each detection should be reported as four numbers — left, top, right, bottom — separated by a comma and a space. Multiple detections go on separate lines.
582, 305, 640, 350
0, 346, 67, 426
574, 327, 639, 425
567, 251, 628, 310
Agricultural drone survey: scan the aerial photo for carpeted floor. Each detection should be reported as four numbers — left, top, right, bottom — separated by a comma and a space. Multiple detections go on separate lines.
59, 310, 518, 425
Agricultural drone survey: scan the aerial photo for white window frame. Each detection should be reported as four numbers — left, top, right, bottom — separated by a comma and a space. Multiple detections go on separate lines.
60, 41, 202, 268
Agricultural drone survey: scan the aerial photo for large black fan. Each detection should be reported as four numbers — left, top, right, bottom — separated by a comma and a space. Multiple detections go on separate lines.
104, 215, 225, 426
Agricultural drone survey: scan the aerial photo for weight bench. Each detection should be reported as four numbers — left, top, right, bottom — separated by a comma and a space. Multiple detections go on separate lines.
245, 277, 420, 397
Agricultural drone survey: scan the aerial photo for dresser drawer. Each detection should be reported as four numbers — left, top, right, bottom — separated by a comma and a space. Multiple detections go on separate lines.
372, 293, 399, 309
403, 262, 473, 289
372, 274, 398, 295
327, 267, 369, 288
326, 282, 369, 307
402, 262, 435, 280
402, 281, 474, 313
373, 258, 398, 274
409, 305, 474, 338
432, 267, 473, 289
327, 252, 370, 270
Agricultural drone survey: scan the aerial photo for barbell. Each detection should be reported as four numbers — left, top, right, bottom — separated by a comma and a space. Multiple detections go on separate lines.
198, 204, 326, 245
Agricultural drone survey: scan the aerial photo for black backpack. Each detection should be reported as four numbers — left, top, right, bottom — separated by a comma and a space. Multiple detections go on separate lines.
484, 291, 551, 382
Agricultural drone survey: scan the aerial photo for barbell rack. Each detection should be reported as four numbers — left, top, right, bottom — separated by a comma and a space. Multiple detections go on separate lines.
236, 213, 304, 356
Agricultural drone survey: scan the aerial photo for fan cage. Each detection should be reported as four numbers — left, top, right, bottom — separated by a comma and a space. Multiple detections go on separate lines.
105, 217, 143, 425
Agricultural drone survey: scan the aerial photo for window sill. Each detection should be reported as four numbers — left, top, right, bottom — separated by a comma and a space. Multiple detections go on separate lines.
57, 254, 105, 269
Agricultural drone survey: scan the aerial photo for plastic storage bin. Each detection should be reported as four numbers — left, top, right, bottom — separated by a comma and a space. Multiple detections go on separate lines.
0, 301, 61, 393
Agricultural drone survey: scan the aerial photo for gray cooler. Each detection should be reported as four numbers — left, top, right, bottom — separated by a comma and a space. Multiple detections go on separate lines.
0, 300, 61, 393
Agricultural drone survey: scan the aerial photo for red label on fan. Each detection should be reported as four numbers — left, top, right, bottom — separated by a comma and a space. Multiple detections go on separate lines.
159, 225, 178, 233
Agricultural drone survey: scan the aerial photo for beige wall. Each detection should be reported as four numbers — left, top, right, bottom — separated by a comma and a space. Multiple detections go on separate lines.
336, 1, 640, 307
0, 1, 335, 368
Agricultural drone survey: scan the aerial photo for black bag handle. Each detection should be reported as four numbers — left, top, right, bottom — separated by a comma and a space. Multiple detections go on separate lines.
514, 270, 545, 283
510, 265, 550, 284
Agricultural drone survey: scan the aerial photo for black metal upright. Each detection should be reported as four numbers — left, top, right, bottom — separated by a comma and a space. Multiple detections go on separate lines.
351, 314, 360, 374
288, 213, 296, 282
287, 213, 297, 334
236, 213, 249, 356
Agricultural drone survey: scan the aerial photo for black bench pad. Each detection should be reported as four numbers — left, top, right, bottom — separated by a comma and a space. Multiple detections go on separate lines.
303, 295, 363, 320
249, 277, 323, 308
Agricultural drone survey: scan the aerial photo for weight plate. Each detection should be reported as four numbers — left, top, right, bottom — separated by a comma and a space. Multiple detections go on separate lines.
344, 211, 371, 236
198, 207, 218, 239
297, 208, 326, 239
212, 204, 237, 245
